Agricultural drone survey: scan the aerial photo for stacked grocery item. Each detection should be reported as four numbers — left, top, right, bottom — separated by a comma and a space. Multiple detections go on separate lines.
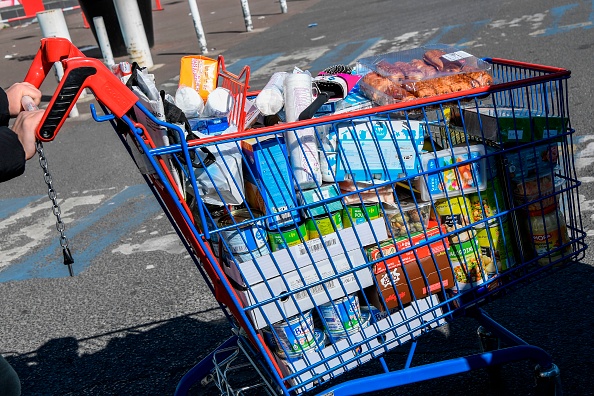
116, 45, 572, 366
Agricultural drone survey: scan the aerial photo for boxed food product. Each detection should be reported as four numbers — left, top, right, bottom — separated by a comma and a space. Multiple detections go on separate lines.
333, 118, 426, 182
356, 46, 493, 106
367, 249, 454, 310
460, 107, 569, 144
366, 221, 449, 270
242, 136, 300, 229
416, 145, 487, 201
297, 184, 344, 218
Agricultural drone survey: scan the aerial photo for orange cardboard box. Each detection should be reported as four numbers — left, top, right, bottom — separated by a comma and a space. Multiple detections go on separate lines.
366, 221, 449, 274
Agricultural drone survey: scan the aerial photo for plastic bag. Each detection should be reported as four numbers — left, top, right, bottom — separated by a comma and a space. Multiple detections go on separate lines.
189, 126, 245, 206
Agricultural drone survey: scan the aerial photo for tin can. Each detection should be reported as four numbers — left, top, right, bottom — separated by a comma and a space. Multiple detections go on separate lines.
448, 236, 485, 290
469, 178, 507, 223
218, 209, 268, 254
319, 294, 362, 338
271, 311, 317, 357
434, 197, 474, 243
341, 203, 380, 228
268, 223, 308, 252
305, 211, 343, 239
474, 217, 515, 274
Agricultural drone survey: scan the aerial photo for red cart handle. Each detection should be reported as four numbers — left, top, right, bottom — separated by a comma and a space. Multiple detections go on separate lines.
24, 37, 139, 142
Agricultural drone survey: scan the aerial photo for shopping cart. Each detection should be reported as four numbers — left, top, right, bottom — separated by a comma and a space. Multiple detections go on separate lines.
24, 38, 586, 396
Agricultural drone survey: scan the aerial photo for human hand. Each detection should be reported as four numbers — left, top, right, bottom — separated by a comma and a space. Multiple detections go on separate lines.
5, 82, 42, 117
12, 109, 44, 160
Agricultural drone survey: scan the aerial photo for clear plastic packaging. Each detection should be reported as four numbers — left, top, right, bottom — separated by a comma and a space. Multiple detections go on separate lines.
356, 45, 493, 106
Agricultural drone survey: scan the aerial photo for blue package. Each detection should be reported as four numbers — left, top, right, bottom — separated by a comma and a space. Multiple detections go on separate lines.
189, 117, 229, 135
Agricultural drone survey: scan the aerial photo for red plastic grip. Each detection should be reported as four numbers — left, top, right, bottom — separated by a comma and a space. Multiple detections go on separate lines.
24, 38, 138, 142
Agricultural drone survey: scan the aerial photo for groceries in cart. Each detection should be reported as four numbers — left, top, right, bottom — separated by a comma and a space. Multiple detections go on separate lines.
100, 43, 580, 391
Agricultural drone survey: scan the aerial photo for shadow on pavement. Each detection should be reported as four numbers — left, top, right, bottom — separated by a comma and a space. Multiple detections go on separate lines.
7, 315, 230, 395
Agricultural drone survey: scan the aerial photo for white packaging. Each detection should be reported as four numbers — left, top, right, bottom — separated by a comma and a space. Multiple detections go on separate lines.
203, 87, 234, 118
175, 85, 204, 119
283, 72, 321, 189
255, 71, 287, 115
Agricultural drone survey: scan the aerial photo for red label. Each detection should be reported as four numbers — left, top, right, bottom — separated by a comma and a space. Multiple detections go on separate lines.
372, 224, 449, 275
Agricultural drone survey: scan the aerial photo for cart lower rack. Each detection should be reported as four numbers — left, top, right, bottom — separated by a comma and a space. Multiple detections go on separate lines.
26, 38, 586, 395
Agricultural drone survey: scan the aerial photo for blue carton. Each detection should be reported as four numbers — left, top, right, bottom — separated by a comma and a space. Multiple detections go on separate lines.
333, 119, 426, 182
189, 117, 229, 135
242, 136, 300, 229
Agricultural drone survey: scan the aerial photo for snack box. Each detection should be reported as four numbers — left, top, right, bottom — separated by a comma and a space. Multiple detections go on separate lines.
242, 136, 300, 229
367, 249, 454, 310
366, 221, 449, 271
416, 145, 487, 201
333, 118, 426, 182
460, 107, 569, 144
356, 45, 493, 106
297, 184, 344, 218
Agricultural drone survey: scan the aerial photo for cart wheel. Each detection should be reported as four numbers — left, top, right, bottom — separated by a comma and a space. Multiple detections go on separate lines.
534, 363, 563, 396
477, 326, 504, 389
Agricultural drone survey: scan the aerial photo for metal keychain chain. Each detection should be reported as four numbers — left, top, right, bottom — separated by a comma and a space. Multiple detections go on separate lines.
36, 140, 74, 276
23, 95, 74, 276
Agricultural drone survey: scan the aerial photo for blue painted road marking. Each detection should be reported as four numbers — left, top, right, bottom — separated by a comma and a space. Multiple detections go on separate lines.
0, 195, 44, 219
0, 184, 161, 282
308, 38, 381, 73
227, 53, 283, 76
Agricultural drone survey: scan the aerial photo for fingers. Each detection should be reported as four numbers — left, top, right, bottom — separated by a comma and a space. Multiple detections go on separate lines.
12, 109, 44, 160
5, 82, 42, 116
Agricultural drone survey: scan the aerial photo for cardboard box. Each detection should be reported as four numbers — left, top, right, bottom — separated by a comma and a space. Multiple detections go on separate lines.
461, 107, 568, 144
333, 119, 425, 182
368, 250, 454, 310
224, 217, 388, 287
366, 222, 449, 271
238, 249, 373, 329
297, 184, 344, 218
242, 136, 300, 229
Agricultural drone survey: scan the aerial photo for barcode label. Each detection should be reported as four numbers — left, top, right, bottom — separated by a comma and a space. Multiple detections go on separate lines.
442, 51, 472, 61
298, 237, 338, 256
294, 279, 336, 301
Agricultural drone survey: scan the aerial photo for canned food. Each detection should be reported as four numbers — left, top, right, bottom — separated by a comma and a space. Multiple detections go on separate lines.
319, 294, 362, 337
474, 217, 515, 274
434, 197, 474, 243
326, 305, 372, 344
448, 236, 486, 290
273, 329, 326, 362
342, 203, 380, 228
469, 178, 506, 223
271, 311, 317, 357
218, 209, 267, 254
305, 211, 343, 239
268, 223, 308, 252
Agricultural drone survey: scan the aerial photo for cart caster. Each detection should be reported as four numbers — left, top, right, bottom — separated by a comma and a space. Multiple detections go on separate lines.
477, 326, 504, 389
534, 363, 563, 396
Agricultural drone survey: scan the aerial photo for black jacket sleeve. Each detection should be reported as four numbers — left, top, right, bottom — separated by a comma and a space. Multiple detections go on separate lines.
0, 87, 10, 127
0, 88, 26, 182
0, 126, 26, 182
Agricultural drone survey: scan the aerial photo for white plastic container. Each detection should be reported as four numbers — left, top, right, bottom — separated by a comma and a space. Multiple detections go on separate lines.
416, 145, 487, 201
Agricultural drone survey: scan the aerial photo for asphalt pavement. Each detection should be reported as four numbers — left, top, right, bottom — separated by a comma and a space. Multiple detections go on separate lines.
1, 0, 594, 395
